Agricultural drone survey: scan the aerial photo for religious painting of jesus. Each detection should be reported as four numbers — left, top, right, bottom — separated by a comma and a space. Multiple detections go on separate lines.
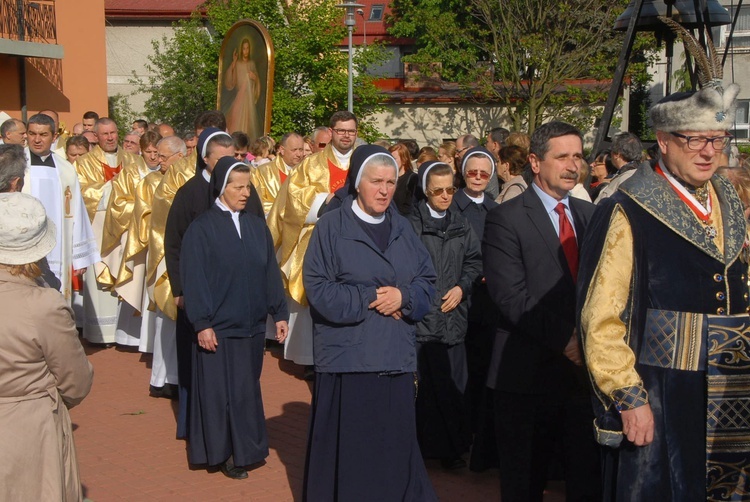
217, 20, 274, 140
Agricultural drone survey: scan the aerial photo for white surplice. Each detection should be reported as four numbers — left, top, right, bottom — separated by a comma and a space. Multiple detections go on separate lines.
22, 150, 99, 304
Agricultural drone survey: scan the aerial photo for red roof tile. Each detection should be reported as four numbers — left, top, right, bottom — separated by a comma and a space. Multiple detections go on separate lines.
105, 0, 204, 19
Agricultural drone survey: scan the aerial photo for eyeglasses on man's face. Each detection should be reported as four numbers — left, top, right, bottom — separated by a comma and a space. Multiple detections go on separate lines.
670, 132, 732, 151
332, 128, 357, 136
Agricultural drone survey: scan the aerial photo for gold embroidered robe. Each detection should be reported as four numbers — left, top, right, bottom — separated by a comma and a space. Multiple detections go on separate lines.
99, 157, 152, 287
267, 144, 349, 305
251, 154, 294, 215
147, 152, 196, 320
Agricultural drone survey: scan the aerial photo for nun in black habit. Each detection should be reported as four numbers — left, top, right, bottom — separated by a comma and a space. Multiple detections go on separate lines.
165, 127, 264, 439
302, 145, 438, 501
180, 157, 289, 479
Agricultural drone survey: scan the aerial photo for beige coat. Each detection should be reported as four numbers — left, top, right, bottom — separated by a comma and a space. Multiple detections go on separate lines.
0, 269, 94, 501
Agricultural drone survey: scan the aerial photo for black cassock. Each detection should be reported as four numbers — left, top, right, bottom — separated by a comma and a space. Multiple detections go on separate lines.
165, 170, 263, 439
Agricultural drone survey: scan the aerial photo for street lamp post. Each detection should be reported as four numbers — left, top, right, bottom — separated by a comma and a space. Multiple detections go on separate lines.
335, 0, 364, 113
357, 9, 366, 47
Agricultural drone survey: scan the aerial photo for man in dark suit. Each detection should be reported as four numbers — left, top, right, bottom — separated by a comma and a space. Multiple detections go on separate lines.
483, 121, 601, 501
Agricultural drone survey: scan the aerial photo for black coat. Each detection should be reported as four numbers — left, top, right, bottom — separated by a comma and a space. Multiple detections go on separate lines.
409, 200, 482, 345
483, 185, 594, 394
450, 189, 498, 325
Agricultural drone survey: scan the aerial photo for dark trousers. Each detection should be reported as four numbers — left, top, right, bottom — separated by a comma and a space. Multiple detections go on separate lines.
494, 390, 601, 502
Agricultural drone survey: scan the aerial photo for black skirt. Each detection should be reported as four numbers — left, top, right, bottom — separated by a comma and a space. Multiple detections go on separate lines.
304, 372, 438, 502
187, 334, 268, 466
415, 341, 471, 460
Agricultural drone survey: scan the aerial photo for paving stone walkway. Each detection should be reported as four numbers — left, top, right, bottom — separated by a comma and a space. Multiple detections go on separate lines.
71, 340, 564, 501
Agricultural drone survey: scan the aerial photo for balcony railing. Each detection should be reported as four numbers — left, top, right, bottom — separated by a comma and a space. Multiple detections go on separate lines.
0, 0, 62, 91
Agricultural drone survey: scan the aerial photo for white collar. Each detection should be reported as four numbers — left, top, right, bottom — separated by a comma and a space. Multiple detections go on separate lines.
202, 169, 210, 182
333, 146, 353, 168
352, 199, 385, 224
215, 198, 239, 214
427, 204, 447, 219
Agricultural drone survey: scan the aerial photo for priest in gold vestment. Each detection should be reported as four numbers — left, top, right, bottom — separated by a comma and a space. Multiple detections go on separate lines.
267, 111, 358, 367
252, 132, 305, 215
101, 131, 163, 346
75, 117, 139, 345
117, 136, 187, 395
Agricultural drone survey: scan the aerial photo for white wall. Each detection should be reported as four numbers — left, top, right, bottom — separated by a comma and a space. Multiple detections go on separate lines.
105, 22, 178, 115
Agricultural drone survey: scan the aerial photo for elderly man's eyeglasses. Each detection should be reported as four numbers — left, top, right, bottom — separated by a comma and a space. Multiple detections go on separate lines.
426, 186, 458, 196
332, 128, 357, 136
158, 152, 178, 161
670, 132, 732, 151
465, 170, 491, 180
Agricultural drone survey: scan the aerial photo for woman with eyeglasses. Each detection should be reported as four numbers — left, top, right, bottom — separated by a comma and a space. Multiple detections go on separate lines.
409, 160, 483, 470
449, 147, 504, 470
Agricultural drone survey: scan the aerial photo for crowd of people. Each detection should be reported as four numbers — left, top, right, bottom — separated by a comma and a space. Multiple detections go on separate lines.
1, 70, 749, 501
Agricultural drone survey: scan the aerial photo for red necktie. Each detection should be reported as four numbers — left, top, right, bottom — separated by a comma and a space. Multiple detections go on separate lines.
554, 203, 578, 282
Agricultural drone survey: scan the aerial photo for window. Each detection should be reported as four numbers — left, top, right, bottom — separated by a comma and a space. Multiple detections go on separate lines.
732, 100, 750, 139
369, 4, 384, 21
714, 6, 750, 50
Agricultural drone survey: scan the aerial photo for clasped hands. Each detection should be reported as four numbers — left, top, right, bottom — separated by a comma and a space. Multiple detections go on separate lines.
369, 286, 403, 320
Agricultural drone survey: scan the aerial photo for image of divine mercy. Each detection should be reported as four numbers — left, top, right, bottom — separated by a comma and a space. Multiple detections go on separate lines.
224, 36, 262, 139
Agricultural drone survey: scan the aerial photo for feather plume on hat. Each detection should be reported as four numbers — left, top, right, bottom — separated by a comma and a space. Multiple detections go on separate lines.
649, 17, 740, 133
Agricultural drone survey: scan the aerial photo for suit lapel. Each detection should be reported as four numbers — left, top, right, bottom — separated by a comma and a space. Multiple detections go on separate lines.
523, 188, 566, 277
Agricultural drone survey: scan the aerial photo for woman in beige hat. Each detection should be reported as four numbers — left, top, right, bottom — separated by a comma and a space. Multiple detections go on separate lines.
0, 192, 93, 501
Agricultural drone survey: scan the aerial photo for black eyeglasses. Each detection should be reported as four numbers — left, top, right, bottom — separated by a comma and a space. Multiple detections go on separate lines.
426, 186, 458, 196
332, 128, 357, 136
670, 132, 732, 151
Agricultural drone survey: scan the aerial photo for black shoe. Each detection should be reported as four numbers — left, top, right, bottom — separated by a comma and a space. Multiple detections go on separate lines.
149, 385, 164, 398
441, 456, 467, 470
219, 458, 248, 480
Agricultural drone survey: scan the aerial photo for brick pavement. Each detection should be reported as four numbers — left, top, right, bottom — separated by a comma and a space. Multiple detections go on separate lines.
71, 340, 565, 501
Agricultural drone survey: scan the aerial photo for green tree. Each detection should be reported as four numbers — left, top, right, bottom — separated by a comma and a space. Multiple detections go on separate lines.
389, 0, 657, 133
132, 0, 386, 138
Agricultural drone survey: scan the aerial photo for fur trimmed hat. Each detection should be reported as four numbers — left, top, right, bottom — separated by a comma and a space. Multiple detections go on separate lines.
649, 16, 740, 133
649, 83, 740, 133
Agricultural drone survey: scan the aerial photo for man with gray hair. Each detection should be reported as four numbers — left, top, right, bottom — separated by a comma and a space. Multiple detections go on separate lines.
593, 132, 643, 203
311, 125, 331, 153
116, 135, 186, 399
75, 117, 139, 345
252, 131, 305, 214
579, 70, 750, 498
0, 144, 26, 192
1, 118, 27, 147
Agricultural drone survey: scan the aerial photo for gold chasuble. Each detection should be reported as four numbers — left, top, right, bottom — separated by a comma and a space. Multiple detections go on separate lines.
74, 146, 138, 344
267, 144, 349, 306
99, 157, 153, 287
147, 152, 196, 320
114, 170, 164, 313
75, 145, 139, 221
251, 154, 294, 215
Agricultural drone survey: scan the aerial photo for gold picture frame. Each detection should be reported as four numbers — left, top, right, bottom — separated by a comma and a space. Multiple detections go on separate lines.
217, 20, 274, 139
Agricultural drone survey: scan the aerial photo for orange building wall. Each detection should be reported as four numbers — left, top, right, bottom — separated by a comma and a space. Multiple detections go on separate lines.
0, 0, 108, 131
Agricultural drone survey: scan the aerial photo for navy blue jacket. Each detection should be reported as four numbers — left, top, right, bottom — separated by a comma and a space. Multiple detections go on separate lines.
303, 197, 436, 373
181, 205, 289, 338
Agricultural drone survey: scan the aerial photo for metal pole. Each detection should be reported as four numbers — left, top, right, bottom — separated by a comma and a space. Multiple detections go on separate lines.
348, 26, 354, 113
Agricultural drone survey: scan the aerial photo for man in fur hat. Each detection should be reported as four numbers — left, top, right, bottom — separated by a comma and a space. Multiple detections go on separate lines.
578, 77, 750, 500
